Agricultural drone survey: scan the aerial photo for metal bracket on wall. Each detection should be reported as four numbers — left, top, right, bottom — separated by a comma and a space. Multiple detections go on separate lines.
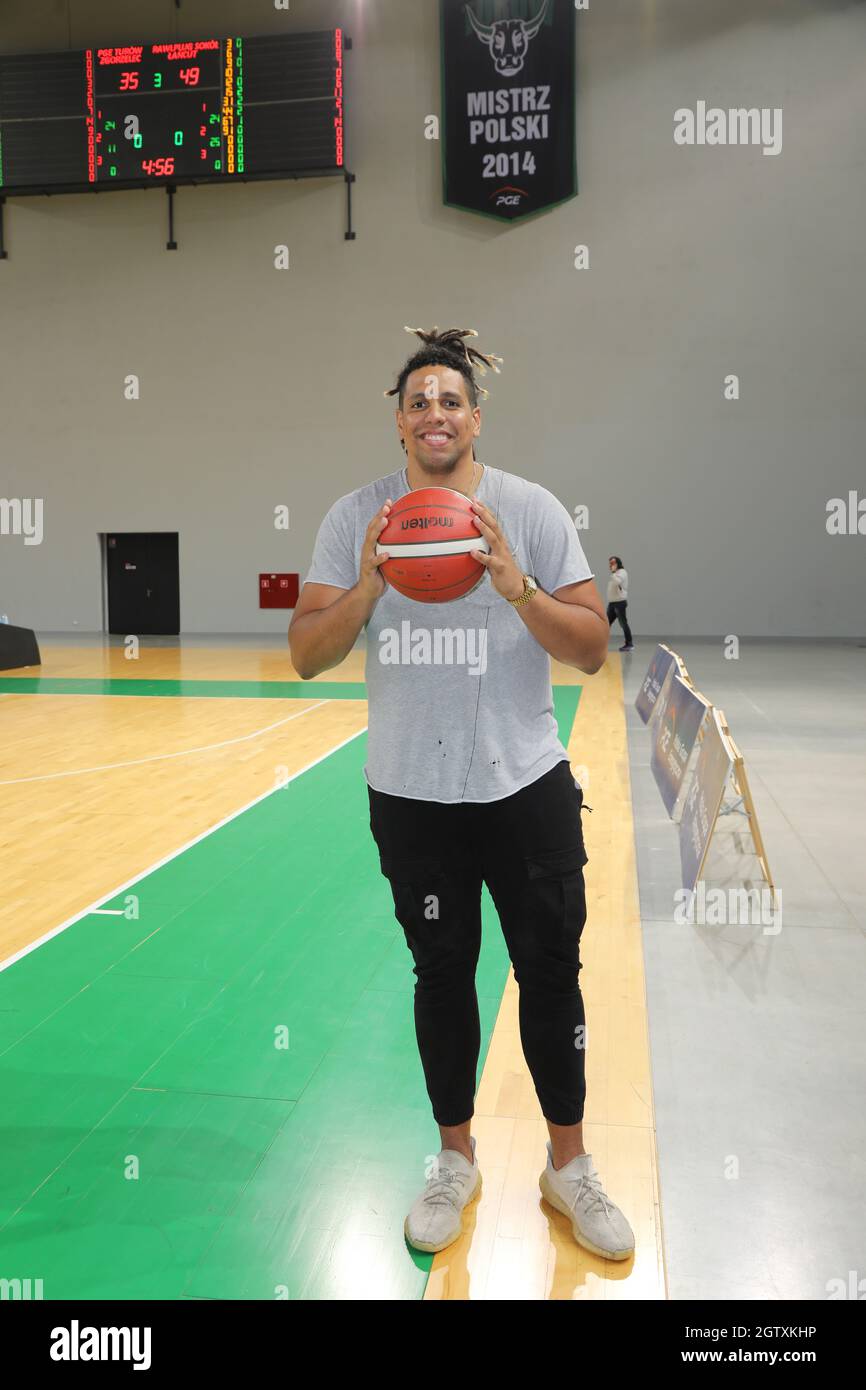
166, 184, 178, 250
344, 171, 357, 241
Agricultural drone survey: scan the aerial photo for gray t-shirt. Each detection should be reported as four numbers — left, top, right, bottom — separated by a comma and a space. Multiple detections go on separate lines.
303, 463, 594, 803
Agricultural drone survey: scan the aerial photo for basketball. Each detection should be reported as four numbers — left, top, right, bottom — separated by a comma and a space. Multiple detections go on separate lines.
376, 487, 490, 603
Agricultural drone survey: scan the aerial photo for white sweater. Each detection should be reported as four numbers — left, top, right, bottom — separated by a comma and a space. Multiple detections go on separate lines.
607, 568, 628, 602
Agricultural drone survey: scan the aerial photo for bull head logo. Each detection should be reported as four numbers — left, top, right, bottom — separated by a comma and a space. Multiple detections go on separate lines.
465, 0, 550, 77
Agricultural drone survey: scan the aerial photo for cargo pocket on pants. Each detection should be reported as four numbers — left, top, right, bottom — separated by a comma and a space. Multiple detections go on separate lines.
377, 853, 446, 931
524, 843, 589, 950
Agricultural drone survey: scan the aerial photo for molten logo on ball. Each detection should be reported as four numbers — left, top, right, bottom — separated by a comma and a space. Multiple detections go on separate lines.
400, 516, 454, 531
377, 487, 490, 603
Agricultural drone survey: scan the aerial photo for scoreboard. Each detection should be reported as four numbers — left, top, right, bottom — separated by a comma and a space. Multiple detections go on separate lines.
0, 32, 344, 194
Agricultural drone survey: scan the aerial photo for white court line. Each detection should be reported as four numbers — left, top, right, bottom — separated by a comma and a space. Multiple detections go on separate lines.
0, 723, 368, 975
0, 700, 337, 786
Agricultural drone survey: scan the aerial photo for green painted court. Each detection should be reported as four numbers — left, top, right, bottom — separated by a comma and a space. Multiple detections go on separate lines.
0, 686, 579, 1299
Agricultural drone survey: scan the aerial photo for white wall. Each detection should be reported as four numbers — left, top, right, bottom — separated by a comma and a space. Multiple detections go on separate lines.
1, 0, 864, 636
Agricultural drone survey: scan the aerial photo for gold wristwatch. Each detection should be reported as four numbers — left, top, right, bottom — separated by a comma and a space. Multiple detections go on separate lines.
509, 573, 538, 607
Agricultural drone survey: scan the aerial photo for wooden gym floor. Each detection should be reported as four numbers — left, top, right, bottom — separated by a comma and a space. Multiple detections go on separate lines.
0, 643, 665, 1300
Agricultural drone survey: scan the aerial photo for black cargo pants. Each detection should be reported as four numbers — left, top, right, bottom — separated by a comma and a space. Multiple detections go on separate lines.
367, 759, 590, 1127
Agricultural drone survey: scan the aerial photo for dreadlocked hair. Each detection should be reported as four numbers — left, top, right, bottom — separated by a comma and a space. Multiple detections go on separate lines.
383, 326, 503, 409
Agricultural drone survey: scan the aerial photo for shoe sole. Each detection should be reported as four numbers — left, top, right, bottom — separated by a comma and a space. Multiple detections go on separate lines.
539, 1171, 634, 1262
404, 1169, 483, 1253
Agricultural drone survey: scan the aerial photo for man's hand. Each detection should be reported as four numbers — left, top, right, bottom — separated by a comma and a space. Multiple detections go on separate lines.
468, 497, 525, 601
356, 499, 393, 602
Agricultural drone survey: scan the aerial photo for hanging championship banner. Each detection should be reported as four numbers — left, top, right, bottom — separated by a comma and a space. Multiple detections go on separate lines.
440, 0, 577, 222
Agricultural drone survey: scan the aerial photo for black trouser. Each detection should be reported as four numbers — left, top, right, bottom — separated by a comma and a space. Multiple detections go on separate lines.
367, 759, 589, 1127
607, 600, 632, 645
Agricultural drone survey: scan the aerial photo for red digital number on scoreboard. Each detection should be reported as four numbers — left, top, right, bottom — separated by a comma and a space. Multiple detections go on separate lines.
141, 157, 176, 177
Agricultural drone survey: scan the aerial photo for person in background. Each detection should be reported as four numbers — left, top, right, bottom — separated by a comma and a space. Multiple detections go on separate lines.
606, 556, 633, 652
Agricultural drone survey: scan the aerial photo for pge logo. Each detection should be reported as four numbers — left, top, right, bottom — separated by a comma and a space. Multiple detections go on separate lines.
492, 185, 526, 208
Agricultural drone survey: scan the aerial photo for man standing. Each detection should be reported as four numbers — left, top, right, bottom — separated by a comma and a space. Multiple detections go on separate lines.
289, 327, 634, 1262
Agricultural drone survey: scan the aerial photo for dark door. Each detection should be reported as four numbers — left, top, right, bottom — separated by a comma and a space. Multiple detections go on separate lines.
105, 533, 180, 635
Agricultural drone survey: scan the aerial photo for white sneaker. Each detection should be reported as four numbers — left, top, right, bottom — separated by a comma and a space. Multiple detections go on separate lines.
404, 1136, 482, 1253
539, 1143, 635, 1261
